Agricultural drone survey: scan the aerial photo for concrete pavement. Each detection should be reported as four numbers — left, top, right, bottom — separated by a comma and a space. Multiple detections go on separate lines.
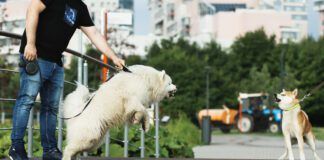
193, 134, 324, 159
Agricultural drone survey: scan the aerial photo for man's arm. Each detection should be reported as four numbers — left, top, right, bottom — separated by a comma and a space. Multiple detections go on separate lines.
81, 26, 125, 69
24, 0, 46, 61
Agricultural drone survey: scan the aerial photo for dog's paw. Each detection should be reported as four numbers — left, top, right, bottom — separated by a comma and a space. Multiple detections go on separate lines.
132, 112, 144, 124
142, 114, 150, 132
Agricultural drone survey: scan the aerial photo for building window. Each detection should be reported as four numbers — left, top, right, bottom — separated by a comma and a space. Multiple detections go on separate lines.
167, 3, 175, 21
200, 3, 246, 15
181, 17, 190, 36
11, 38, 20, 45
212, 3, 246, 13
0, 39, 5, 47
119, 0, 133, 10
282, 31, 298, 41
286, 0, 304, 2
284, 6, 305, 12
91, 12, 95, 22
167, 22, 177, 34
292, 15, 307, 20
199, 3, 215, 16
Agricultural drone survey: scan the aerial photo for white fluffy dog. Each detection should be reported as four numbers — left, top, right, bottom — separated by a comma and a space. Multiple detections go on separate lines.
61, 65, 176, 160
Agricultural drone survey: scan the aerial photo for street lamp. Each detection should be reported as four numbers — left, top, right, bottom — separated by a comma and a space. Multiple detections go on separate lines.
202, 66, 211, 145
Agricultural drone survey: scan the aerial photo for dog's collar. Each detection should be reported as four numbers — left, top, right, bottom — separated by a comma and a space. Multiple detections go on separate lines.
283, 103, 301, 111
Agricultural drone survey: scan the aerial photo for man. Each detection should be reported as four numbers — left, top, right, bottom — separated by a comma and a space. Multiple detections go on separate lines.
9, 0, 125, 159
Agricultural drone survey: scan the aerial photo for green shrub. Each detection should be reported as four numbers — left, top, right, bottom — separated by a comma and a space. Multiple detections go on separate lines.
0, 115, 200, 158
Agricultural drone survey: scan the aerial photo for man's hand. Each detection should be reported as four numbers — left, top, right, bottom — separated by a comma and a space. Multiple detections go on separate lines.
81, 26, 127, 70
111, 56, 125, 70
24, 44, 37, 61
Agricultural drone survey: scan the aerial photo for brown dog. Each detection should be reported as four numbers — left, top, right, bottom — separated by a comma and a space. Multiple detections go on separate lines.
275, 89, 321, 160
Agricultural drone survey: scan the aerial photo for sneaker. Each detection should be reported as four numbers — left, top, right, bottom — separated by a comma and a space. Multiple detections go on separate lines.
8, 146, 28, 160
42, 147, 62, 160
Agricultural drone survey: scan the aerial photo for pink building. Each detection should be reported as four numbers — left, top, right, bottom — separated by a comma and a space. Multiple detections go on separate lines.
211, 9, 295, 46
149, 0, 305, 47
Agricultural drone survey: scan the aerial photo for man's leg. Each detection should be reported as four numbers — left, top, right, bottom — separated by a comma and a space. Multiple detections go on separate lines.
39, 61, 63, 159
10, 56, 41, 158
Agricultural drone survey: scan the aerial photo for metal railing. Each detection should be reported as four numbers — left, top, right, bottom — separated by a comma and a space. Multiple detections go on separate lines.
0, 30, 160, 158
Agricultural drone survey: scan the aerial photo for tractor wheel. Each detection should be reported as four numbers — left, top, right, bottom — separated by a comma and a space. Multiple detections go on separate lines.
237, 115, 254, 133
269, 122, 280, 133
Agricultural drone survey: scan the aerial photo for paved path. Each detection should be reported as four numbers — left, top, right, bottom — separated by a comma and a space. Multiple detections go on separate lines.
193, 134, 324, 159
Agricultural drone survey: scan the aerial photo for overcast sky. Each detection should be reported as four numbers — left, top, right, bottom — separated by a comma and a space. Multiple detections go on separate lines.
133, 0, 150, 35
133, 0, 320, 38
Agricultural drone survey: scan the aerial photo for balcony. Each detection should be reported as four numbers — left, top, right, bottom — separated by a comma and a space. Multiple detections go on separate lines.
154, 8, 164, 23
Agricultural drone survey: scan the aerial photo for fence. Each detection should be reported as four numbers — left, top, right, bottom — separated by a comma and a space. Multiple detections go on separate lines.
0, 31, 160, 158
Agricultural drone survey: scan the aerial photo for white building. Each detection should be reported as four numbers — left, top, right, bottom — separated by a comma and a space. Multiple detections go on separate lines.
279, 0, 308, 41
0, 0, 28, 64
69, 0, 135, 57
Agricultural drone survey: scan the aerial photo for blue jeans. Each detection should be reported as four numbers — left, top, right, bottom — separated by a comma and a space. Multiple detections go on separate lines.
11, 55, 64, 152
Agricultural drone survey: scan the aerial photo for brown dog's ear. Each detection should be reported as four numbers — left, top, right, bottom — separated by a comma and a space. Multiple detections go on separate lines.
293, 88, 298, 96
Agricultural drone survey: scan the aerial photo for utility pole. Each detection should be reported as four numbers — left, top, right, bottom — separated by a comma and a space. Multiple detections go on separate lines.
206, 66, 210, 113
202, 66, 211, 145
280, 50, 285, 90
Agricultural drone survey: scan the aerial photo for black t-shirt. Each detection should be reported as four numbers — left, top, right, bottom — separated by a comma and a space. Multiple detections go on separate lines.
19, 0, 94, 66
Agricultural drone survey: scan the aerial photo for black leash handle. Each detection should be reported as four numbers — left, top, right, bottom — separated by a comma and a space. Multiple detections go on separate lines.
122, 65, 132, 73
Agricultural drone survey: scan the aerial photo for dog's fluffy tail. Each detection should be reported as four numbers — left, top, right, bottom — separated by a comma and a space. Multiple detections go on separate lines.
62, 82, 90, 118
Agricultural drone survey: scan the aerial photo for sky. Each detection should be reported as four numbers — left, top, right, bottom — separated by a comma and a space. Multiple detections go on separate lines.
133, 0, 150, 35
308, 0, 320, 39
133, 0, 321, 39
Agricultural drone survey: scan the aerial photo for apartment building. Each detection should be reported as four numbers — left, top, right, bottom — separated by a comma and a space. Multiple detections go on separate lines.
0, 0, 28, 64
280, 0, 308, 41
148, 0, 307, 47
314, 0, 324, 36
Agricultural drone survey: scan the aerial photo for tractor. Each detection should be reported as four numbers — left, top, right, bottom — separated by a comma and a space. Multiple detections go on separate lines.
198, 105, 238, 133
237, 93, 282, 133
197, 93, 282, 133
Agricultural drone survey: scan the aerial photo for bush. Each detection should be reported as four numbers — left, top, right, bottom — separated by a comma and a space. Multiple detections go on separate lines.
0, 115, 200, 158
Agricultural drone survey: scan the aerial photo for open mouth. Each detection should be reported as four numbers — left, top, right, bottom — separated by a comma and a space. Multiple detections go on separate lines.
168, 90, 176, 98
274, 94, 281, 103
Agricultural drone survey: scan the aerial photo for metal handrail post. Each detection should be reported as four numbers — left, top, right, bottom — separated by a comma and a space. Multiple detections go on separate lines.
140, 127, 145, 158
124, 123, 129, 157
27, 107, 34, 158
154, 103, 160, 158
58, 89, 64, 151
105, 130, 110, 157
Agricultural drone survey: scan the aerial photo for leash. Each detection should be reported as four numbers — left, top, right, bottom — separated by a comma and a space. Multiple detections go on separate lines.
299, 80, 324, 103
60, 65, 132, 120
105, 65, 132, 82
59, 93, 96, 120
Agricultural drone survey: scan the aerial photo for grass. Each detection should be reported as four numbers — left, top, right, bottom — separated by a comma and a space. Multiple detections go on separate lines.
212, 127, 324, 141
313, 127, 324, 141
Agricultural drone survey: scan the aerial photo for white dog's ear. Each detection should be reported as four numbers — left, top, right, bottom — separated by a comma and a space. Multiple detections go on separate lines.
293, 88, 298, 96
160, 70, 166, 80
282, 89, 286, 92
